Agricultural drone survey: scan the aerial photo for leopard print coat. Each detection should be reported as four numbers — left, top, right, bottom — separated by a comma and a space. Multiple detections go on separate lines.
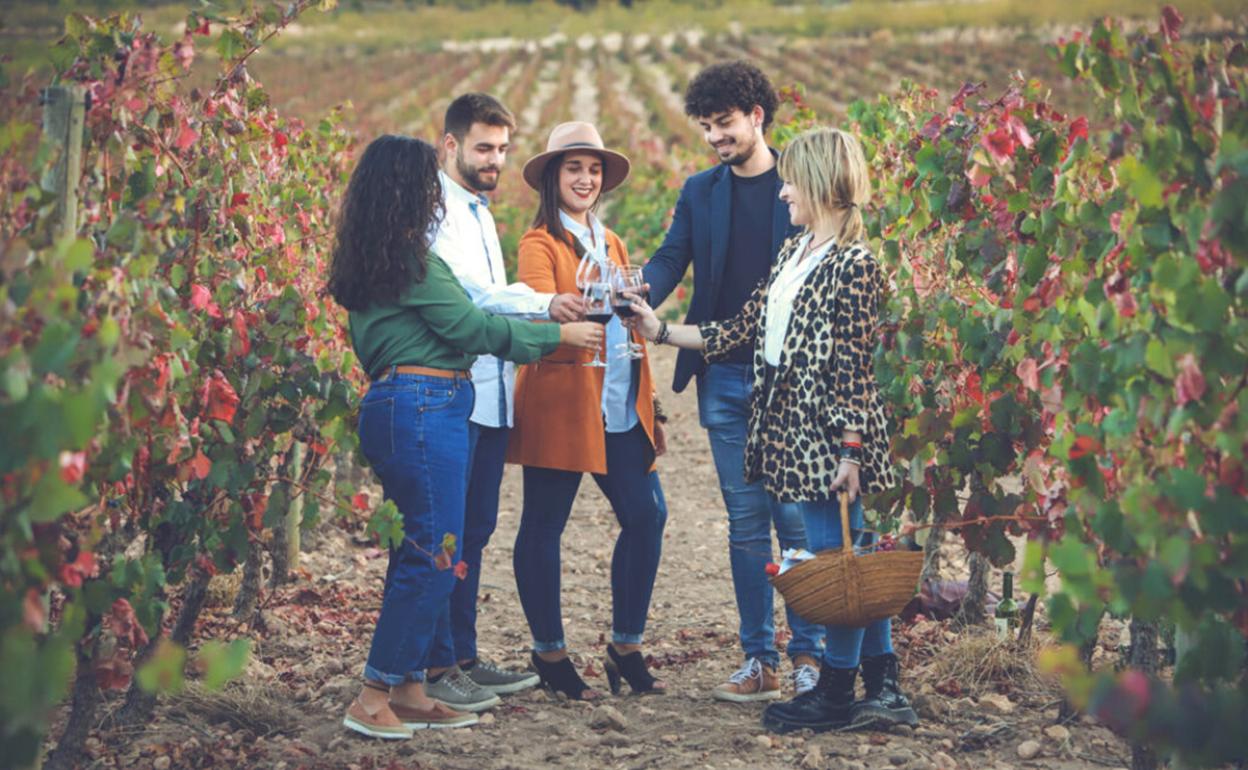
698, 236, 897, 503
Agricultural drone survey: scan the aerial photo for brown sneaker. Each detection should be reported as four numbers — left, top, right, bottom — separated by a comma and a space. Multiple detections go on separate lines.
712, 657, 782, 703
389, 699, 479, 730
342, 697, 414, 740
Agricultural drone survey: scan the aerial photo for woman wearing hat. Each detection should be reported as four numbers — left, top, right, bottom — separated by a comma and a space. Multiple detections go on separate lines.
507, 122, 668, 700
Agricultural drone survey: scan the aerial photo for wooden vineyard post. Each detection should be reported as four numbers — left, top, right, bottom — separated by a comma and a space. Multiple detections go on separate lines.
30, 84, 87, 770
280, 439, 302, 576
271, 442, 305, 586
285, 441, 303, 573
40, 84, 87, 243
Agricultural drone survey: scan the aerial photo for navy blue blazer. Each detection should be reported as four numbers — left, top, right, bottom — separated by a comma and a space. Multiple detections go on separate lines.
643, 154, 797, 393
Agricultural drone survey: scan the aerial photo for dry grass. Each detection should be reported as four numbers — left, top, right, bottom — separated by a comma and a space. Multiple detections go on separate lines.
927, 628, 1063, 700
166, 681, 301, 738
204, 572, 242, 609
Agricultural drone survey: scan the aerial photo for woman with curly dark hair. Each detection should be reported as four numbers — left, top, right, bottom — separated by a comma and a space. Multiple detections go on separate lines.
328, 135, 602, 739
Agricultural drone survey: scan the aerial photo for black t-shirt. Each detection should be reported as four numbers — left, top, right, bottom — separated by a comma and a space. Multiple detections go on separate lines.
713, 166, 778, 364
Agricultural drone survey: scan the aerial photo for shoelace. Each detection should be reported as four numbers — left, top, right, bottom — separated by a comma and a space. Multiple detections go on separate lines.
728, 657, 764, 685
792, 664, 819, 693
475, 658, 506, 676
445, 671, 479, 696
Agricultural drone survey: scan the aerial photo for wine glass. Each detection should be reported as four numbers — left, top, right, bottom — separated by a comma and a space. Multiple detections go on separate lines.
611, 264, 646, 360
582, 280, 611, 368
575, 251, 602, 292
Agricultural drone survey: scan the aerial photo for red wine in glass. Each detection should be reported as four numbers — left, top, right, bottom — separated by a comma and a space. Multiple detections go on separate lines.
611, 265, 645, 359
587, 312, 614, 325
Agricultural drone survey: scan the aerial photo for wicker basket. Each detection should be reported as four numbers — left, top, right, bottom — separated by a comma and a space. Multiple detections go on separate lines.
770, 493, 922, 627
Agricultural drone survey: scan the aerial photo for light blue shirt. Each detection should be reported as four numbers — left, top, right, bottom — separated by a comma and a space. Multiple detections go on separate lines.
432, 171, 554, 428
559, 210, 639, 434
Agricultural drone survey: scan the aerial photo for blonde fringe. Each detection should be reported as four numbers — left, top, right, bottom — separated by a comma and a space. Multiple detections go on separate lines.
778, 127, 869, 246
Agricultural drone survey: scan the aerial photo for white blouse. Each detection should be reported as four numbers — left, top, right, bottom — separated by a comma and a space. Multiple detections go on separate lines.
763, 233, 836, 367
432, 171, 553, 428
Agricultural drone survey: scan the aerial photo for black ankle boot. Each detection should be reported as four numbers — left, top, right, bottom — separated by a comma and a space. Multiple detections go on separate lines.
604, 644, 665, 695
530, 652, 598, 701
851, 653, 918, 729
760, 663, 855, 734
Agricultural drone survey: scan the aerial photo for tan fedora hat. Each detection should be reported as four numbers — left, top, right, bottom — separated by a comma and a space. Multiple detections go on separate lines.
522, 121, 631, 193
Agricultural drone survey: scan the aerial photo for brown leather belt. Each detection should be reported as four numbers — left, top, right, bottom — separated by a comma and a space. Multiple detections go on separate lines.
375, 365, 472, 382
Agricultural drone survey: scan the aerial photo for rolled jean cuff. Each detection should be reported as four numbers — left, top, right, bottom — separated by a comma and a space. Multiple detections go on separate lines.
786, 644, 823, 662
532, 639, 566, 654
612, 631, 644, 646
748, 652, 781, 668
363, 664, 426, 687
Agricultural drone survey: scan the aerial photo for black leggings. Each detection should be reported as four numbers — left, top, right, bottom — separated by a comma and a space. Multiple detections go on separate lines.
513, 424, 667, 650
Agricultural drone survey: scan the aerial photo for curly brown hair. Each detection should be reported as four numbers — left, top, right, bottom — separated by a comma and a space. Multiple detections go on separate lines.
684, 60, 778, 131
327, 135, 444, 311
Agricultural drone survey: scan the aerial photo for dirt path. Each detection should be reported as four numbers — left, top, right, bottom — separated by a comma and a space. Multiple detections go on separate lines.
75, 345, 1134, 770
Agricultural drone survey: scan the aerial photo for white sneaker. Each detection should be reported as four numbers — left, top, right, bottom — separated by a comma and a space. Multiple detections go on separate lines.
712, 657, 782, 702
792, 662, 820, 696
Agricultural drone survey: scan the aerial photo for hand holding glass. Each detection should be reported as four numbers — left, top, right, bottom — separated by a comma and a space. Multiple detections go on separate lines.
610, 265, 646, 359
619, 291, 661, 341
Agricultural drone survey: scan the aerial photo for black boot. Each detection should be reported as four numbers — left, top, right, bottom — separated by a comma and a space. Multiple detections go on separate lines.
760, 663, 855, 734
850, 653, 918, 729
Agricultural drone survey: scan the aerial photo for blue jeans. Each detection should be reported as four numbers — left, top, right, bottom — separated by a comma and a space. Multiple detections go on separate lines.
429, 422, 509, 668
514, 424, 667, 651
782, 496, 894, 669
358, 373, 473, 686
698, 362, 824, 667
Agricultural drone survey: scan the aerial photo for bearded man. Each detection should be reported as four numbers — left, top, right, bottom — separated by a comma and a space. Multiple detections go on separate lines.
421, 93, 584, 711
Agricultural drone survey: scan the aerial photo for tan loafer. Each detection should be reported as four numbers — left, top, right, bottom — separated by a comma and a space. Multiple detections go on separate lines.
342, 697, 414, 740
390, 699, 479, 729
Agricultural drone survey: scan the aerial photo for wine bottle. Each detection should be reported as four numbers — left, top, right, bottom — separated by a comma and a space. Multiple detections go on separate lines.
994, 571, 1019, 640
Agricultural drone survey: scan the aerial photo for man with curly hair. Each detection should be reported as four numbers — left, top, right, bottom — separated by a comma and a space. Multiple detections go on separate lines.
643, 62, 824, 703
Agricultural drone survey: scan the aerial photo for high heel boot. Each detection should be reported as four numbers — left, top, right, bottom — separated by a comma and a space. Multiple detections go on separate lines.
530, 651, 598, 701
603, 644, 665, 695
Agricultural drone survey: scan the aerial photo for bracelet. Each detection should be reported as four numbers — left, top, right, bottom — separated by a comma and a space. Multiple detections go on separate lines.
842, 440, 863, 448
839, 458, 862, 467
839, 443, 864, 464
653, 396, 669, 424
655, 320, 670, 345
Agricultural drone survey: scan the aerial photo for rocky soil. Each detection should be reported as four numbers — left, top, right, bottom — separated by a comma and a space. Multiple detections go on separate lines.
54, 346, 1136, 770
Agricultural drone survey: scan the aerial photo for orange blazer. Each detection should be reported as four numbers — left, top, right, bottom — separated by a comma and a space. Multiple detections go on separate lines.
506, 225, 656, 474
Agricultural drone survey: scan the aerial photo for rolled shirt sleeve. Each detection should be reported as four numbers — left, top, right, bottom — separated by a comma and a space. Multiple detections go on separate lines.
403, 254, 561, 364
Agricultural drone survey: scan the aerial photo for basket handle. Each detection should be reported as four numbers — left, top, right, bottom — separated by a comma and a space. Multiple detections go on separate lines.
839, 491, 853, 556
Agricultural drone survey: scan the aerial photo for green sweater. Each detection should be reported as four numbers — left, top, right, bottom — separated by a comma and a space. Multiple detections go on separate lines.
348, 253, 561, 379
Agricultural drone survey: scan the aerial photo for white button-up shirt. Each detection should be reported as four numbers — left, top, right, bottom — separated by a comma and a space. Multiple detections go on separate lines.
560, 210, 639, 434
764, 233, 835, 367
432, 170, 554, 427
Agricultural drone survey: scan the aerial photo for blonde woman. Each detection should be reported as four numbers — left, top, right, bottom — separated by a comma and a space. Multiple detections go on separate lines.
625, 127, 913, 734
